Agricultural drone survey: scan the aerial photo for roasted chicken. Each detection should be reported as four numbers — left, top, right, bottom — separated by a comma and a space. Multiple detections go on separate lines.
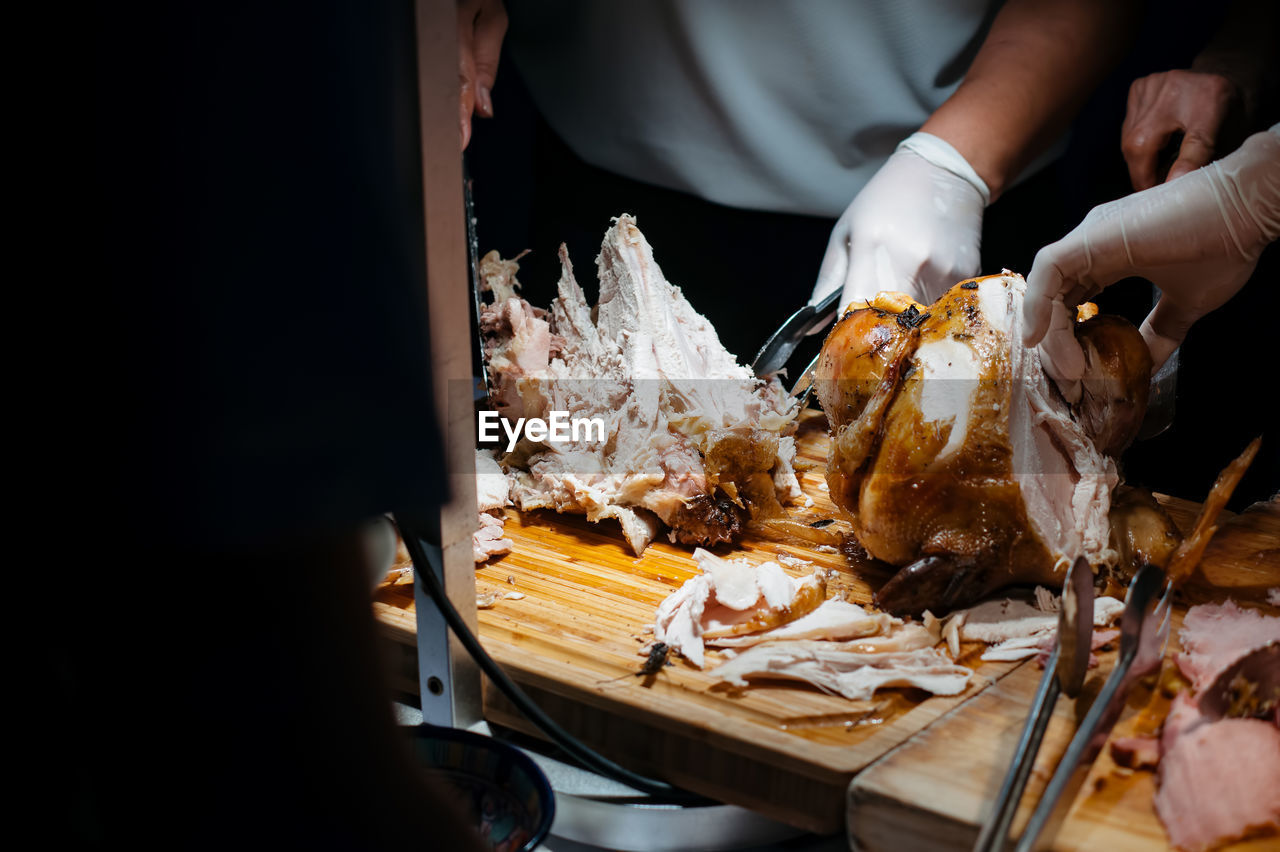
815, 273, 1153, 614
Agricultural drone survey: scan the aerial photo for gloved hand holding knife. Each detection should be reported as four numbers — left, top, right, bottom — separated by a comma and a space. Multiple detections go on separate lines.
811, 132, 990, 312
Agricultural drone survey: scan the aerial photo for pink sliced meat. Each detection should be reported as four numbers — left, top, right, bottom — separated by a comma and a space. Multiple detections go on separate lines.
1161, 691, 1208, 755
1110, 734, 1161, 770
1144, 600, 1280, 849
1155, 718, 1280, 851
1177, 600, 1280, 692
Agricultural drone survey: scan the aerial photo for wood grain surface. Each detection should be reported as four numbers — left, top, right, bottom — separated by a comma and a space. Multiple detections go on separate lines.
849, 497, 1280, 852
373, 410, 1280, 843
375, 411, 1025, 833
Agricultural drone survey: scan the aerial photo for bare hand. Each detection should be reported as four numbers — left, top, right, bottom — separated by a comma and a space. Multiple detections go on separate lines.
1121, 70, 1239, 191
458, 0, 507, 151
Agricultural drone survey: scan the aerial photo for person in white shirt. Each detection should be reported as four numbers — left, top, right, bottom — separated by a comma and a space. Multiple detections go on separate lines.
459, 0, 1138, 317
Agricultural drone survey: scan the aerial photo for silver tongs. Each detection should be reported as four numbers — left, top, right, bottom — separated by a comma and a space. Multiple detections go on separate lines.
751, 289, 843, 400
971, 556, 1094, 852
972, 561, 1172, 852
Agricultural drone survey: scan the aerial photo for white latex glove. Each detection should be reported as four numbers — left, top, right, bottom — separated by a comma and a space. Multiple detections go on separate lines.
812, 132, 990, 312
1024, 126, 1280, 400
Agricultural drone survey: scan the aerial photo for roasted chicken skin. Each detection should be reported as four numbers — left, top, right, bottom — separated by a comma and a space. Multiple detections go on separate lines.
815, 274, 1152, 615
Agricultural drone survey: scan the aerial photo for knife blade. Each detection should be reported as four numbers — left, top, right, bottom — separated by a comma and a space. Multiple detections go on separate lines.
751, 289, 842, 377
463, 159, 490, 404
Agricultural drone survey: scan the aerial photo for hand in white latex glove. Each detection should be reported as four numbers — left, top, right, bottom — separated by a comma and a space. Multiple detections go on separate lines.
1024, 126, 1280, 400
812, 132, 990, 312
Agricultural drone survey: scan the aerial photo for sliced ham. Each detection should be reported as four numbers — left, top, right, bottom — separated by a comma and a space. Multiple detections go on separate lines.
1128, 600, 1280, 850
1161, 691, 1207, 755
709, 641, 972, 701
1154, 718, 1280, 851
1176, 600, 1280, 692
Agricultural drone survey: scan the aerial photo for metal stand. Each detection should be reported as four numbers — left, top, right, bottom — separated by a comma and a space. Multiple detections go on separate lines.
411, 0, 483, 732
413, 532, 482, 728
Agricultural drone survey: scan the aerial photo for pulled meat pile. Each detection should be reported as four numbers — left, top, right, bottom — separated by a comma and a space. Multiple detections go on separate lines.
1111, 600, 1280, 851
815, 275, 1153, 614
480, 215, 801, 554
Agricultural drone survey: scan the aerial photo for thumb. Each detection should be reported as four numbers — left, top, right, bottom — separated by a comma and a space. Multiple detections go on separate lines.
1023, 244, 1070, 347
812, 227, 849, 307
1140, 296, 1198, 372
842, 233, 897, 309
1036, 298, 1085, 403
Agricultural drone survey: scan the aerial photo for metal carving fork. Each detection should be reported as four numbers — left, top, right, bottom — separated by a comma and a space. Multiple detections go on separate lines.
1012, 563, 1172, 851
751, 288, 842, 379
971, 556, 1095, 852
973, 562, 1172, 851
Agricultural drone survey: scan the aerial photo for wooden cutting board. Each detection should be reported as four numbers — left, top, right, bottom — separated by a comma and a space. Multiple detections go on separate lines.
374, 410, 1025, 833
372, 410, 1280, 842
849, 498, 1280, 851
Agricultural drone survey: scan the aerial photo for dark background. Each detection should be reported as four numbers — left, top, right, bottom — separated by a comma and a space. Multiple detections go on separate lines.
466, 1, 1277, 509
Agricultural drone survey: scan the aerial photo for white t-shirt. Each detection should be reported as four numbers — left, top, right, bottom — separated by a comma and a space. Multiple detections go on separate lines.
508, 0, 1005, 218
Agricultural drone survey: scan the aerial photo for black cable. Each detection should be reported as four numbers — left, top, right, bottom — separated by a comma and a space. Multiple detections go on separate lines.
396, 515, 710, 805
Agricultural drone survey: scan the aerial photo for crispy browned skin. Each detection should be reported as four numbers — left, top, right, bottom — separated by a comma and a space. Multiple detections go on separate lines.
668, 493, 748, 547
1106, 485, 1183, 595
817, 278, 1060, 614
816, 276, 1156, 615
1075, 314, 1152, 457
1166, 437, 1262, 585
814, 292, 925, 517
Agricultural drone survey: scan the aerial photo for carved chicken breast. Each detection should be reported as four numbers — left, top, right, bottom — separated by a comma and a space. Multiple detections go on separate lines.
479, 216, 801, 554
815, 274, 1152, 614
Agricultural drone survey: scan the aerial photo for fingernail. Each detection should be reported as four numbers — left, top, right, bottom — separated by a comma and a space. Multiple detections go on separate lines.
461, 118, 471, 150
477, 86, 493, 118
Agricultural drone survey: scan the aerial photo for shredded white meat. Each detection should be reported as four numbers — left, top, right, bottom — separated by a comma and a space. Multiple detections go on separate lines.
709, 642, 972, 700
